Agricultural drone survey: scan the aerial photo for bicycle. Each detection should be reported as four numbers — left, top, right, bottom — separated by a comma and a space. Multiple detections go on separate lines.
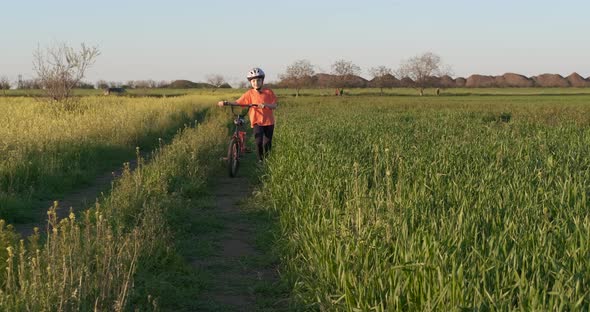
222, 102, 259, 177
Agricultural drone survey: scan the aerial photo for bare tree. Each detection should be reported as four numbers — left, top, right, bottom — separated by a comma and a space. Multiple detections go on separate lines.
331, 59, 361, 93
0, 76, 11, 95
206, 74, 227, 92
18, 78, 42, 89
369, 66, 394, 95
147, 79, 157, 89
77, 81, 95, 89
109, 81, 122, 88
124, 80, 136, 89
134, 80, 150, 89
238, 81, 249, 89
157, 80, 169, 88
33, 42, 100, 103
279, 59, 315, 97
96, 80, 109, 90
397, 52, 451, 96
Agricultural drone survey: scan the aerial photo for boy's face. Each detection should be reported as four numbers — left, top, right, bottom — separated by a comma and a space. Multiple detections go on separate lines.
250, 78, 263, 89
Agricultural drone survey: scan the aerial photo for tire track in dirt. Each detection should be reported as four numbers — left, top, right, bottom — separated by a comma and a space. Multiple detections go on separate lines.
12, 109, 210, 238
13, 156, 144, 237
195, 173, 280, 311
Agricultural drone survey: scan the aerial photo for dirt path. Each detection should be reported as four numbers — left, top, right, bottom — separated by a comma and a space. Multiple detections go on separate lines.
13, 157, 142, 237
195, 173, 281, 311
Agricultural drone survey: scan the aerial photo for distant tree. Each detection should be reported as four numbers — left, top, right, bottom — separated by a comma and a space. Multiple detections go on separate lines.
238, 81, 249, 89
397, 52, 451, 96
0, 76, 11, 94
134, 80, 150, 89
369, 66, 393, 95
147, 79, 157, 88
33, 42, 100, 103
156, 80, 169, 88
331, 59, 361, 90
206, 74, 227, 92
77, 81, 95, 89
96, 80, 109, 90
279, 59, 315, 97
18, 79, 42, 89
124, 80, 136, 89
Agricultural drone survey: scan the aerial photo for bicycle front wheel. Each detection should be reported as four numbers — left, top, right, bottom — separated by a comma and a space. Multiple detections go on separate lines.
227, 137, 240, 177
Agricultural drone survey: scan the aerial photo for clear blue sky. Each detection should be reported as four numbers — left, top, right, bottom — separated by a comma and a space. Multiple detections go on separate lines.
1, 0, 588, 86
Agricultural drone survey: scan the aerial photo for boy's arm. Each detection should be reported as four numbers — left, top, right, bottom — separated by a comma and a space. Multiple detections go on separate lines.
259, 90, 278, 109
259, 103, 277, 109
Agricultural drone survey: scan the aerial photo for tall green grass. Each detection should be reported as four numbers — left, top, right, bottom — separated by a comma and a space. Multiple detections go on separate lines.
261, 95, 590, 310
0, 106, 227, 310
0, 95, 217, 222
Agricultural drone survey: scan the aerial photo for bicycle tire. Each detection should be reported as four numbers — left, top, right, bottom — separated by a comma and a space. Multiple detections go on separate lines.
227, 137, 240, 177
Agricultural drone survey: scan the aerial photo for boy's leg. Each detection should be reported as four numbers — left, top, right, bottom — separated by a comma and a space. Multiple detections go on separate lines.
262, 125, 274, 158
253, 125, 264, 161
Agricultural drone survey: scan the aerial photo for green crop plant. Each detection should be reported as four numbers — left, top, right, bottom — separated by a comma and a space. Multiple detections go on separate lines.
259, 95, 590, 311
0, 95, 218, 222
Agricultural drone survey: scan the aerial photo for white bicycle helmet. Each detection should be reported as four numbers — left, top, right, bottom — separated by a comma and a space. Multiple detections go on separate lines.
247, 67, 265, 81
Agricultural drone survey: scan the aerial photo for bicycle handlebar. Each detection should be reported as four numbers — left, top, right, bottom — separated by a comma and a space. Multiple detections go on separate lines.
222, 102, 259, 117
223, 102, 260, 108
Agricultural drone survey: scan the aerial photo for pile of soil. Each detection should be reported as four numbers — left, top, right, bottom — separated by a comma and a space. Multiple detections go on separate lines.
466, 75, 496, 87
438, 75, 456, 88
399, 77, 415, 87
343, 74, 369, 88
368, 74, 400, 88
313, 73, 334, 87
495, 73, 534, 87
532, 74, 570, 87
566, 73, 590, 87
454, 77, 467, 87
313, 73, 368, 88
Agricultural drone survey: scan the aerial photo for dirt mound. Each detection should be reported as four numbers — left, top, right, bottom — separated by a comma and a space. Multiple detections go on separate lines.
566, 73, 590, 87
399, 77, 414, 87
454, 77, 466, 87
495, 73, 534, 87
313, 73, 333, 88
343, 75, 369, 88
532, 74, 570, 87
168, 80, 212, 89
368, 74, 400, 88
466, 75, 496, 87
438, 75, 456, 88
313, 73, 367, 88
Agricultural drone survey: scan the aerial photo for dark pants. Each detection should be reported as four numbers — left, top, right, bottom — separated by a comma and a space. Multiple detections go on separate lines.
253, 124, 274, 161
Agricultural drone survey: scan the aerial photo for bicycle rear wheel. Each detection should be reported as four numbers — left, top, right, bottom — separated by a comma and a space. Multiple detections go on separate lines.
227, 137, 240, 177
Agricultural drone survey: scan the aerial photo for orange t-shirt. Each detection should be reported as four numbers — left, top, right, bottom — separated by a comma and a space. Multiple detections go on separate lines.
235, 88, 277, 128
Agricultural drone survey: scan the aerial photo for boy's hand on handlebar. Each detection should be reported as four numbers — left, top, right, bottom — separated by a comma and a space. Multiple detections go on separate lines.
258, 103, 265, 109
217, 100, 227, 107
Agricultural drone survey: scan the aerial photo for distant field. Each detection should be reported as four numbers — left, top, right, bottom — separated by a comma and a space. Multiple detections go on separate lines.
261, 94, 590, 310
1, 90, 589, 309
2, 87, 590, 98
273, 87, 590, 97
0, 94, 217, 222
0, 88, 233, 97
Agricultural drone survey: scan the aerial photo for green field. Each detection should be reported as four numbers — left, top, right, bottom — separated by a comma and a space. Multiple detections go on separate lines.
0, 95, 216, 222
0, 90, 589, 310
261, 94, 590, 310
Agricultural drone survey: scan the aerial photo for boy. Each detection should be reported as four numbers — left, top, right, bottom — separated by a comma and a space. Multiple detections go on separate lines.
218, 67, 277, 162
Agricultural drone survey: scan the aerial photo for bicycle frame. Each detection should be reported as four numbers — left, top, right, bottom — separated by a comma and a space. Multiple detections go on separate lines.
230, 104, 254, 151
225, 103, 256, 177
